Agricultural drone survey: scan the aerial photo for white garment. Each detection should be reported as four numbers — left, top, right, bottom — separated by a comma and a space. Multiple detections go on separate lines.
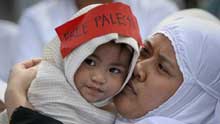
153, 8, 220, 32
116, 9, 220, 124
0, 79, 7, 102
16, 0, 178, 62
28, 3, 140, 124
0, 110, 9, 124
135, 116, 185, 124
0, 20, 18, 82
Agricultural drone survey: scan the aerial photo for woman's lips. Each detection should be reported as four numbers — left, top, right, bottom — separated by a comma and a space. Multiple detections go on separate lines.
124, 81, 137, 95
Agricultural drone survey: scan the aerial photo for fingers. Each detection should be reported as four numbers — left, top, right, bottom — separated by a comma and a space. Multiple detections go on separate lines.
8, 58, 41, 80
5, 58, 40, 117
8, 58, 41, 85
22, 58, 42, 69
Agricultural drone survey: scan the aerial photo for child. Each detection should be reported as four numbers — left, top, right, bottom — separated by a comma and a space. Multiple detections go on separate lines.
27, 3, 142, 124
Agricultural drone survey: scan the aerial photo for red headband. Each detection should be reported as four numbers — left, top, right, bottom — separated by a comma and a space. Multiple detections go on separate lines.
55, 2, 143, 58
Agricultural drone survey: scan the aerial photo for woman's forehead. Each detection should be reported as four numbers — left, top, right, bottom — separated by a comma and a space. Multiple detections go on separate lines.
147, 33, 181, 75
148, 33, 176, 59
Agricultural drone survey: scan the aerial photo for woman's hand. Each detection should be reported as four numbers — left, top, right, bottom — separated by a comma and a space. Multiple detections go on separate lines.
5, 58, 41, 118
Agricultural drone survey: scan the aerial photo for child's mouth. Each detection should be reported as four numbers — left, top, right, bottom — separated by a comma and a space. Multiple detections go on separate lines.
87, 86, 104, 93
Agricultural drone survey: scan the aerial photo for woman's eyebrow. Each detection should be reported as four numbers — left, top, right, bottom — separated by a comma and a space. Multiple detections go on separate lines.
146, 40, 176, 73
159, 54, 175, 71
143, 41, 153, 54
144, 40, 153, 49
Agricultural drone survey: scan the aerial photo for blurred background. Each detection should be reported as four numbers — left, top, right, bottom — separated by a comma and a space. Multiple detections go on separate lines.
0, 0, 219, 22
0, 0, 40, 22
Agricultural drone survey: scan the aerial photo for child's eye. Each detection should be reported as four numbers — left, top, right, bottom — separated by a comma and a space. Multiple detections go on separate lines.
84, 58, 96, 66
109, 67, 121, 74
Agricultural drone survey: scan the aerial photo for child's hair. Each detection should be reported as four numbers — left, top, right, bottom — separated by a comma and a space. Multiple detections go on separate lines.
119, 43, 133, 63
120, 43, 133, 54
110, 39, 133, 56
110, 40, 134, 67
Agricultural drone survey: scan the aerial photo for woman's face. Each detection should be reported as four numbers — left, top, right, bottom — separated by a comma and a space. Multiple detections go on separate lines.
114, 33, 183, 119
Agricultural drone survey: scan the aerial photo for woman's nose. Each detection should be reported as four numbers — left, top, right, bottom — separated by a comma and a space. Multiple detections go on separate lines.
133, 62, 146, 82
91, 70, 106, 85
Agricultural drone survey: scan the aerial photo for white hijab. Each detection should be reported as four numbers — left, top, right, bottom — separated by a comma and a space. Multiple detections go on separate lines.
117, 9, 220, 124
149, 10, 220, 124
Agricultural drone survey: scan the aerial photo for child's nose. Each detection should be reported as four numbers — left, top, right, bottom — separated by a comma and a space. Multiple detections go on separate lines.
91, 70, 106, 85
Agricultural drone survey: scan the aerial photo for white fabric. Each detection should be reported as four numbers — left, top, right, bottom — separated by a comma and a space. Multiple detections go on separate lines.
0, 80, 7, 124
15, 0, 178, 62
117, 9, 220, 124
0, 79, 7, 102
135, 116, 186, 124
0, 110, 9, 124
153, 8, 220, 32
28, 4, 140, 124
116, 116, 186, 124
0, 20, 18, 82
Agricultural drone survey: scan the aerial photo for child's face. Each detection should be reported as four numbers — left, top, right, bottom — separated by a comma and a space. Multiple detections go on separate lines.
74, 42, 132, 102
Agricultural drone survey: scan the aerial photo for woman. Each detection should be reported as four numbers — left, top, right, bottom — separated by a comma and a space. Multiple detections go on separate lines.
5, 9, 220, 124
114, 9, 220, 124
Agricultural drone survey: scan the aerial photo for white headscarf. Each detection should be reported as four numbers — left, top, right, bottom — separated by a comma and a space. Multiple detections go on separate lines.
117, 9, 220, 124
147, 10, 220, 124
28, 3, 140, 124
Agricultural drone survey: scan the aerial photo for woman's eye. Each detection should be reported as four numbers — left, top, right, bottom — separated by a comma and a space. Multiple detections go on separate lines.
109, 68, 121, 74
158, 63, 169, 74
84, 58, 96, 66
